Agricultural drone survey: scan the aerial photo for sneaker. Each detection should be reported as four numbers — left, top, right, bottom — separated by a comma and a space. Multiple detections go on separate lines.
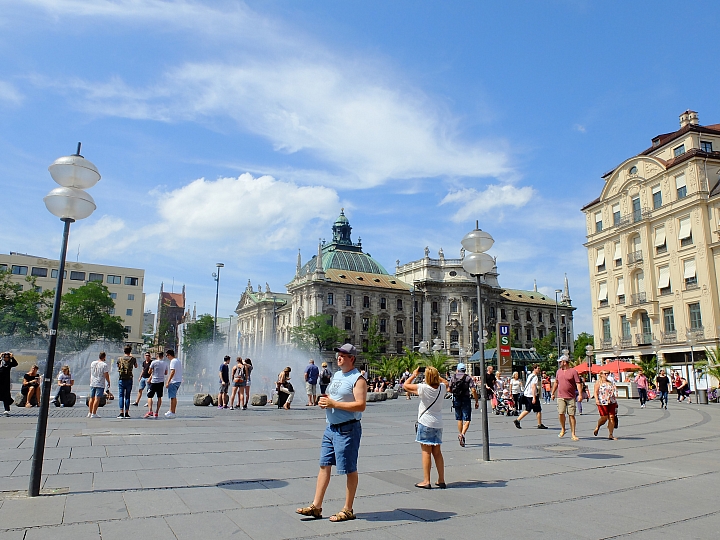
90, 414, 100, 418
223, 406, 229, 409
132, 402, 139, 407
3, 410, 10, 416
143, 411, 154, 419
513, 419, 521, 429
124, 413, 131, 418
87, 412, 92, 418
242, 406, 247, 410
164, 411, 176, 418
218, 406, 223, 409
230, 406, 234, 410
537, 424, 548, 429
53, 400, 60, 407
153, 412, 158, 418
117, 413, 125, 419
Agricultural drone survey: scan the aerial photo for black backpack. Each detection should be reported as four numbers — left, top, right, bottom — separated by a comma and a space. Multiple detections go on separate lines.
320, 368, 332, 385
450, 373, 471, 398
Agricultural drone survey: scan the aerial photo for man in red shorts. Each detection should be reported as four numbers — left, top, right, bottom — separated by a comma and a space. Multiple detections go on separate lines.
551, 355, 583, 441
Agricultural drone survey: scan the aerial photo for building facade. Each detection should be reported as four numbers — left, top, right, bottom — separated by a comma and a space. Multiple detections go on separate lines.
236, 211, 575, 360
582, 110, 720, 365
156, 283, 186, 351
0, 252, 145, 346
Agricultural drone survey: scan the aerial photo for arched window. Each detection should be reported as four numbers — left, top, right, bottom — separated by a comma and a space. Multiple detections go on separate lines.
450, 300, 458, 312
526, 310, 532, 322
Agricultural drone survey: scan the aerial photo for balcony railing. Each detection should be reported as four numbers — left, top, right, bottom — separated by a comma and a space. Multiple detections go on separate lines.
627, 250, 643, 264
601, 338, 613, 349
684, 282, 699, 291
636, 332, 654, 346
632, 207, 652, 223
661, 331, 677, 344
630, 292, 647, 305
620, 336, 633, 347
687, 327, 705, 341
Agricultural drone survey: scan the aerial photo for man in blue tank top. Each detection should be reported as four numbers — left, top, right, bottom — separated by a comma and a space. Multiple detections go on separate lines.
296, 343, 367, 523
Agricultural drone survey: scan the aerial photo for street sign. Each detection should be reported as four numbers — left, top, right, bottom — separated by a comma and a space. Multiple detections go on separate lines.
497, 322, 512, 376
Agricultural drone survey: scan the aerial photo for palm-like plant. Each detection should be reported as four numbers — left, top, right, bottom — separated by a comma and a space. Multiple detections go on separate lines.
636, 356, 658, 382
703, 346, 720, 388
423, 350, 453, 373
369, 355, 397, 379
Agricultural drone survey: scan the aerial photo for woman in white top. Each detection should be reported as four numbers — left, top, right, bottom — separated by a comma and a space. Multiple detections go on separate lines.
509, 372, 523, 413
403, 366, 448, 489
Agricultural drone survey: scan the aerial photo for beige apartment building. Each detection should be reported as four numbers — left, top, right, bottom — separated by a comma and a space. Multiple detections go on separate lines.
0, 252, 146, 346
582, 110, 720, 367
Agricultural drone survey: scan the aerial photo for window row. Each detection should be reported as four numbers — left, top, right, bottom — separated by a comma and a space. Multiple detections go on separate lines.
597, 259, 698, 305
344, 317, 403, 334
328, 293, 403, 311
601, 303, 702, 342
594, 174, 692, 233
0, 265, 140, 286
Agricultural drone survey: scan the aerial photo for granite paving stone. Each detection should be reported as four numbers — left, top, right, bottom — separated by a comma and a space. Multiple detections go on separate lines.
24, 522, 100, 540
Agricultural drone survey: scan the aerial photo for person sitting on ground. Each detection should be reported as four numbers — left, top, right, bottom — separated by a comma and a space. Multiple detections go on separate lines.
53, 365, 73, 407
22, 364, 41, 407
277, 367, 294, 410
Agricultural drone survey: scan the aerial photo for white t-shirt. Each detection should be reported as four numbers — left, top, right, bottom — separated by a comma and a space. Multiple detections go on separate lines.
510, 379, 523, 395
90, 360, 108, 388
168, 358, 182, 384
417, 383, 446, 429
524, 373, 539, 398
149, 359, 168, 384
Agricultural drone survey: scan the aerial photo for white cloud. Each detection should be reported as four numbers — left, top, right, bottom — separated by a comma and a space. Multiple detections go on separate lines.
72, 173, 340, 257
573, 124, 587, 133
440, 184, 535, 223
0, 81, 23, 105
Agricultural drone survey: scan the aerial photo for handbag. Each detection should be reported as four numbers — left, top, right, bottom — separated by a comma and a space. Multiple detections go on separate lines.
415, 386, 442, 433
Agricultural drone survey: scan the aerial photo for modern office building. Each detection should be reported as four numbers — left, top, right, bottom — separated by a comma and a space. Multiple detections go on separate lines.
582, 110, 720, 366
0, 252, 145, 346
236, 210, 575, 360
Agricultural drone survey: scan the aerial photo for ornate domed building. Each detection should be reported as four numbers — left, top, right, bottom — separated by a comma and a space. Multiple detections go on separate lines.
235, 209, 576, 367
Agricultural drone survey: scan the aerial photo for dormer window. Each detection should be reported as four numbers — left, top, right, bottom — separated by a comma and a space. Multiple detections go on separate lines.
673, 144, 686, 157
701, 141, 713, 152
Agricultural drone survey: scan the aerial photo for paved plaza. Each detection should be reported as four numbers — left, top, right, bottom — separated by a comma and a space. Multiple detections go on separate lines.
0, 392, 718, 539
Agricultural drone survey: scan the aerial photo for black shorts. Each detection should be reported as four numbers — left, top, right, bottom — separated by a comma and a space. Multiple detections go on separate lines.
522, 395, 542, 413
147, 382, 164, 399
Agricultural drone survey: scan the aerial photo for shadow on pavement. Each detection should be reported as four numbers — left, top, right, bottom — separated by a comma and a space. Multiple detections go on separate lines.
464, 442, 512, 448
446, 479, 507, 489
362, 508, 456, 522
577, 453, 623, 459
217, 479, 288, 490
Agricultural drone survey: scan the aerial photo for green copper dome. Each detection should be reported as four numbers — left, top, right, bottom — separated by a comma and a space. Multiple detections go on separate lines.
298, 210, 389, 276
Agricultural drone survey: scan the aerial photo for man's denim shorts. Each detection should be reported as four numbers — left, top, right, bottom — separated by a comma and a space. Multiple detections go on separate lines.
89, 386, 104, 398
139, 377, 149, 390
319, 421, 362, 474
167, 382, 181, 399
453, 398, 472, 422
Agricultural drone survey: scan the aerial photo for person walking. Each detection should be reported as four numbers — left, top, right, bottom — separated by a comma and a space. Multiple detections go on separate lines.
296, 343, 367, 522
635, 371, 649, 408
0, 352, 18, 416
593, 370, 618, 440
400, 369, 412, 399
319, 362, 332, 396
305, 359, 320, 406
541, 372, 552, 404
89, 353, 110, 418
485, 365, 497, 412
551, 355, 583, 441
218, 356, 231, 409
403, 366, 447, 489
165, 350, 182, 418
277, 367, 294, 410
230, 357, 245, 409
133, 352, 153, 407
448, 362, 479, 447
116, 346, 137, 419
656, 370, 670, 409
144, 351, 167, 419
509, 372, 523, 414
53, 365, 73, 407
241, 358, 252, 410
513, 364, 547, 429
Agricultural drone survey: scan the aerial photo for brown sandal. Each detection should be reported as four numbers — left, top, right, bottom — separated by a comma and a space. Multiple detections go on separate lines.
296, 504, 322, 519
329, 508, 356, 522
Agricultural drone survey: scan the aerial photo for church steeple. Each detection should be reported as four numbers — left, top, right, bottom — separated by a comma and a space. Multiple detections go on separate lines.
296, 249, 302, 276
562, 273, 571, 304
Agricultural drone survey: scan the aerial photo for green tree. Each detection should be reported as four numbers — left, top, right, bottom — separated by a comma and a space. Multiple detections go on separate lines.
533, 331, 558, 373
702, 346, 720, 388
486, 330, 521, 349
182, 314, 221, 374
423, 350, 453, 373
636, 355, 658, 383
290, 314, 346, 354
573, 332, 595, 362
364, 316, 387, 365
58, 281, 126, 351
0, 272, 53, 341
369, 355, 398, 379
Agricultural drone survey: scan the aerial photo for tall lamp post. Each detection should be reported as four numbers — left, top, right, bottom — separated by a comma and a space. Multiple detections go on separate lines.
212, 263, 224, 345
30, 145, 100, 497
554, 289, 562, 357
686, 331, 700, 403
461, 222, 495, 462
651, 338, 660, 380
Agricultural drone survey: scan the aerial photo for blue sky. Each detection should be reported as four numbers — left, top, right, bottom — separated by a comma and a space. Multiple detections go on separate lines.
2, 1, 720, 335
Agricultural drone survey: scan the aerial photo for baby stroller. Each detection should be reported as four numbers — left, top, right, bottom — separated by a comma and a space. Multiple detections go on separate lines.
495, 389, 518, 416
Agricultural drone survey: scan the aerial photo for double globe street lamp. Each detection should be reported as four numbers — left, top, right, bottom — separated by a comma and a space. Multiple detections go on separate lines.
461, 222, 495, 462
30, 144, 100, 497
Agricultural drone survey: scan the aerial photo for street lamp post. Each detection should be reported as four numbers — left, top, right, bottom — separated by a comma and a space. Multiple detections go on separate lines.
30, 145, 100, 497
212, 263, 224, 345
461, 222, 495, 462
686, 331, 700, 403
585, 344, 594, 383
554, 289, 562, 357
651, 338, 660, 380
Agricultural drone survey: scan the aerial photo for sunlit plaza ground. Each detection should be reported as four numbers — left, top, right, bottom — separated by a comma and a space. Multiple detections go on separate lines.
1, 390, 718, 539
